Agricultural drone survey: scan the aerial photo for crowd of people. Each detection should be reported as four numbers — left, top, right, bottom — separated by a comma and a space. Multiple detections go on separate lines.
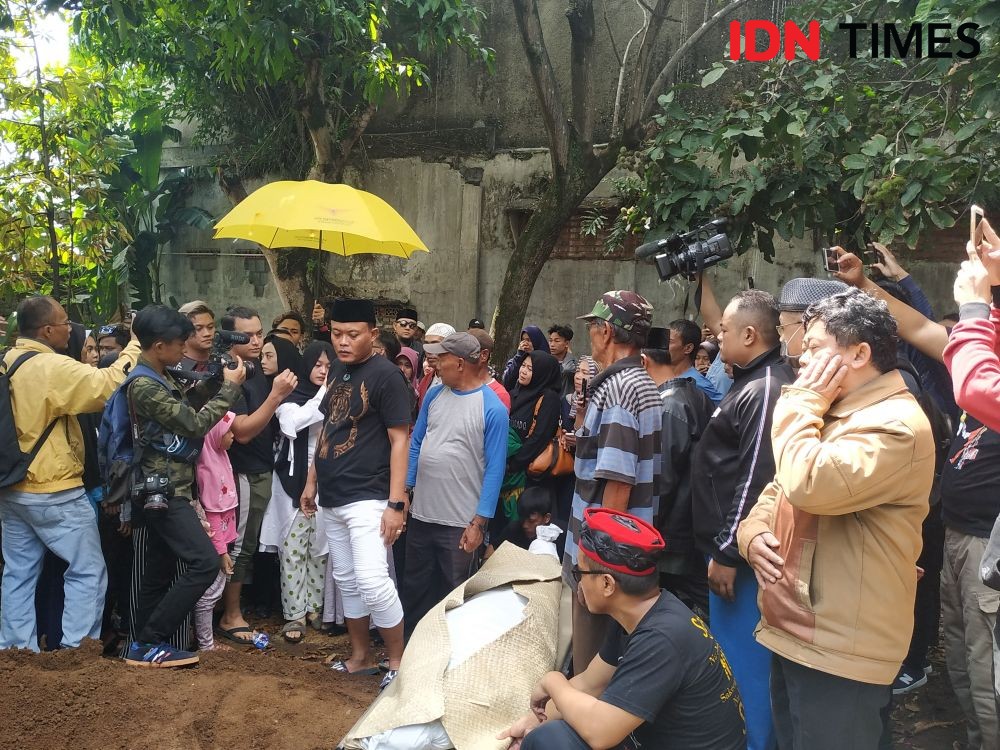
1, 223, 1000, 749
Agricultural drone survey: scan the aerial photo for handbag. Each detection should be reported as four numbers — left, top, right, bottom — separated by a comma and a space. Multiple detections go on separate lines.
527, 426, 575, 479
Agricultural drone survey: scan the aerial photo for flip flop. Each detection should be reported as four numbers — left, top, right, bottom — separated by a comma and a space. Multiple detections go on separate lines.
328, 659, 379, 676
281, 620, 306, 644
215, 625, 254, 645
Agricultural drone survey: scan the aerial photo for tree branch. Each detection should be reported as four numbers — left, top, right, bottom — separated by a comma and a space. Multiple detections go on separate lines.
332, 102, 378, 181
620, 0, 670, 143
611, 0, 650, 137
639, 0, 751, 123
512, 0, 571, 175
567, 0, 597, 146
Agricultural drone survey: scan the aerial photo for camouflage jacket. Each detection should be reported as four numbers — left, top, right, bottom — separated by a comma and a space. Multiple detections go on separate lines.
130, 356, 241, 502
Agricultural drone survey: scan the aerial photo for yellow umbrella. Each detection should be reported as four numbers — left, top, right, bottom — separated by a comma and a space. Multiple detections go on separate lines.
213, 180, 429, 258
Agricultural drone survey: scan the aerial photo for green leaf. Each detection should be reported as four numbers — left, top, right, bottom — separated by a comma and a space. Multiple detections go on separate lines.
927, 207, 956, 229
901, 182, 922, 206
786, 121, 805, 136
842, 154, 868, 170
914, 0, 937, 20
701, 66, 726, 88
954, 120, 986, 142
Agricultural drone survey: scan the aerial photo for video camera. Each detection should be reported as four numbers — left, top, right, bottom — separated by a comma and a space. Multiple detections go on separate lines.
635, 218, 733, 281
168, 329, 256, 383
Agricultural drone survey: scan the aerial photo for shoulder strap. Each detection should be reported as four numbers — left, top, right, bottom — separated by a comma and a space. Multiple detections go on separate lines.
527, 394, 544, 437
3, 349, 59, 463
2, 350, 40, 378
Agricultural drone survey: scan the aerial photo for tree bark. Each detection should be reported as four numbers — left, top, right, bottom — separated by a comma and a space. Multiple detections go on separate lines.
490, 140, 617, 366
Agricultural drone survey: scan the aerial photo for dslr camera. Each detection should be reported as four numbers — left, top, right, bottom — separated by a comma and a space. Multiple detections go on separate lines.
635, 218, 733, 281
133, 474, 172, 512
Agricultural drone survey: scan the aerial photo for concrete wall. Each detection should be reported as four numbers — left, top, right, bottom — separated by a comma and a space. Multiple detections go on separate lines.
163, 148, 962, 359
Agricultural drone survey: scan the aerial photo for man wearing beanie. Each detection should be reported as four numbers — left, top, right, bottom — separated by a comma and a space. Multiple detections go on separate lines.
501, 508, 746, 750
300, 298, 413, 691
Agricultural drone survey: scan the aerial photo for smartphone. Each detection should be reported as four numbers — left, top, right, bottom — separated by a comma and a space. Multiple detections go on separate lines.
862, 243, 885, 267
821, 246, 839, 273
971, 204, 985, 247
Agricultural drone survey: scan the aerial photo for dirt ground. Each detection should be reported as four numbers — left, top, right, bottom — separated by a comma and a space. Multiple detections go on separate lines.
0, 625, 970, 750
889, 644, 967, 749
0, 626, 379, 750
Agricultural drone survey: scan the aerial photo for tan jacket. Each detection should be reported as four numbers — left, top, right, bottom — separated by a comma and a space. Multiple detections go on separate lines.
2, 337, 140, 494
737, 370, 934, 685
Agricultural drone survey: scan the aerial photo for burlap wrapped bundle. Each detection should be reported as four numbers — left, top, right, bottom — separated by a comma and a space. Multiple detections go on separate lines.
342, 543, 563, 750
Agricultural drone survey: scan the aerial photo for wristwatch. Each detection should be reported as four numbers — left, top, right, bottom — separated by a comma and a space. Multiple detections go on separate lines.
387, 500, 406, 512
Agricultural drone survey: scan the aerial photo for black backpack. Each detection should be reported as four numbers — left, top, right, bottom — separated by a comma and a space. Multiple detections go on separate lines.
0, 348, 58, 488
896, 357, 953, 478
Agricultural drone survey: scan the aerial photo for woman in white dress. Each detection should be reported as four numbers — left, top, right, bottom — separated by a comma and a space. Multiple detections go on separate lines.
260, 341, 333, 642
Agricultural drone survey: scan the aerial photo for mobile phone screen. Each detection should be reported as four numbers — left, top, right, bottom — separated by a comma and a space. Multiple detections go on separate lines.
822, 247, 839, 273
971, 205, 985, 247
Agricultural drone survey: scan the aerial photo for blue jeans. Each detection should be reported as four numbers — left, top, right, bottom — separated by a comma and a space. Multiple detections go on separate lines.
709, 562, 776, 750
0, 489, 107, 650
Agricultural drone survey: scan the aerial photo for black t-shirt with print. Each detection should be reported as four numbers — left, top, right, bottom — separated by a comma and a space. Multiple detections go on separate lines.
315, 354, 413, 507
227, 363, 274, 475
597, 591, 746, 750
940, 411, 1000, 537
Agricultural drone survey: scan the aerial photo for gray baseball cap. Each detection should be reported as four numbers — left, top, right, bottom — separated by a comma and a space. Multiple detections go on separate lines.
423, 332, 482, 362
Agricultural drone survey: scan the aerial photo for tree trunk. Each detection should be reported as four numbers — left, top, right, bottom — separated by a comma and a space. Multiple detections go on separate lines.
490, 145, 614, 366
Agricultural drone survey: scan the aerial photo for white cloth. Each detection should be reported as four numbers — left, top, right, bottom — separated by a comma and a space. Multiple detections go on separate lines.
319, 500, 403, 629
260, 415, 325, 555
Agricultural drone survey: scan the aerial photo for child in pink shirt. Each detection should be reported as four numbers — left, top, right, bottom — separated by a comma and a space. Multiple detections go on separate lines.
193, 411, 238, 650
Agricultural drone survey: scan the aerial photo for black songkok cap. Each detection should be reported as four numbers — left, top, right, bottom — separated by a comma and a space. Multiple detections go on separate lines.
330, 298, 376, 325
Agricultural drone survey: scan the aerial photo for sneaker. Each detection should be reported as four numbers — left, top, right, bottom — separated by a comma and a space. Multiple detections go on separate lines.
891, 665, 928, 695
379, 669, 398, 691
923, 662, 934, 675
124, 642, 199, 668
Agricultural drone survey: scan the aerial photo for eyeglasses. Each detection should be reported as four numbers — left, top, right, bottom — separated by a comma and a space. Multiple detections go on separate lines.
47, 320, 72, 329
396, 320, 418, 329
570, 565, 606, 584
274, 327, 301, 336
585, 319, 605, 331
776, 322, 803, 340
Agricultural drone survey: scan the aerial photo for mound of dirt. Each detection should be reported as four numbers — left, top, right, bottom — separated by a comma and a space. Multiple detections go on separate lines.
0, 637, 378, 750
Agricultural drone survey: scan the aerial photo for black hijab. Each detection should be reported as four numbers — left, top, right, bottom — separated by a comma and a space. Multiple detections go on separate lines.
275, 341, 333, 504
286, 342, 334, 406
65, 322, 87, 361
266, 335, 304, 383
509, 350, 562, 414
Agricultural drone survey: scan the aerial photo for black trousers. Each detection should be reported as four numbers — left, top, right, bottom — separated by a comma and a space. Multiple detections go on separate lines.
401, 517, 474, 639
771, 654, 890, 750
904, 502, 944, 669
132, 498, 218, 646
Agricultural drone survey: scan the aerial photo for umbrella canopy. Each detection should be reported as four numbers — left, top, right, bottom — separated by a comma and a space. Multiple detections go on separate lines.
213, 180, 429, 258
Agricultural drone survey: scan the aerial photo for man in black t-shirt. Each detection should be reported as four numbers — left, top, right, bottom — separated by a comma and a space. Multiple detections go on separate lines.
215, 306, 298, 643
501, 508, 746, 750
301, 299, 412, 692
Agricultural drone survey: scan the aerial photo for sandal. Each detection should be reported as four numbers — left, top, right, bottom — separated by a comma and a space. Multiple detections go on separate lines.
281, 620, 306, 644
215, 625, 254, 644
307, 613, 324, 632
327, 658, 379, 676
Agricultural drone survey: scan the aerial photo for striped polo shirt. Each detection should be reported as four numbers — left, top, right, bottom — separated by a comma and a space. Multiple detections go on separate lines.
563, 355, 663, 584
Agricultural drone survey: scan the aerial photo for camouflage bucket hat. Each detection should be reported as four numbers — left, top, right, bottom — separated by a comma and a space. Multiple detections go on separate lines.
578, 290, 653, 333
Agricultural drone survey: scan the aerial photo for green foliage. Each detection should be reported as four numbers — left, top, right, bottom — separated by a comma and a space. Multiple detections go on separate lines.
0, 2, 213, 322
76, 0, 494, 179
614, 0, 1000, 258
